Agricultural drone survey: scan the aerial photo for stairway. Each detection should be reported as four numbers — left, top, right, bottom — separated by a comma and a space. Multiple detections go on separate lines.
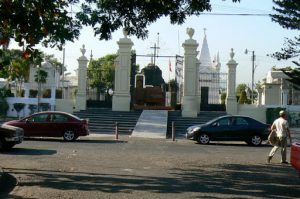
167, 111, 227, 139
73, 108, 142, 135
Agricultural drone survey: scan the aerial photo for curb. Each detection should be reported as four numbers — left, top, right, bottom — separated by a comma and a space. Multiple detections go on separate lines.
0, 167, 3, 186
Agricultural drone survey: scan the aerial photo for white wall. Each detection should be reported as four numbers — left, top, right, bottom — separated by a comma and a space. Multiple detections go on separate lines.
237, 104, 267, 123
55, 99, 75, 114
6, 97, 55, 118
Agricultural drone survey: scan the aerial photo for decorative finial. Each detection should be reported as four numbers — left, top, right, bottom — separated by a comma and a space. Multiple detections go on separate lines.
230, 48, 235, 60
90, 50, 93, 60
80, 44, 86, 56
123, 28, 128, 38
186, 28, 194, 39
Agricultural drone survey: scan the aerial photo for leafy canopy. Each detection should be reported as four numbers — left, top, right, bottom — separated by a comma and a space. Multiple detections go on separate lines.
270, 0, 300, 86
0, 0, 240, 58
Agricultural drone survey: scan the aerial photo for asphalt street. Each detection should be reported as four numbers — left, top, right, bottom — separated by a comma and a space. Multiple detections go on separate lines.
0, 134, 300, 199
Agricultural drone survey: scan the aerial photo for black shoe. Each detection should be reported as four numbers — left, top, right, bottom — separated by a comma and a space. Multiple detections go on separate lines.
281, 161, 288, 164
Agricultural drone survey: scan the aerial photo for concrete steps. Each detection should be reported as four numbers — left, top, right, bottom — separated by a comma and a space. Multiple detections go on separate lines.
131, 110, 168, 139
73, 108, 142, 135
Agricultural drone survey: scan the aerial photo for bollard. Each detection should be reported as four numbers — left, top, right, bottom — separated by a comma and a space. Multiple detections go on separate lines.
115, 122, 119, 140
172, 121, 175, 141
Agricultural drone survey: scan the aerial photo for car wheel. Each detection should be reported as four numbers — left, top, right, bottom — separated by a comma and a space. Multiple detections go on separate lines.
249, 135, 262, 146
4, 143, 15, 150
0, 138, 4, 151
63, 130, 77, 141
197, 133, 210, 144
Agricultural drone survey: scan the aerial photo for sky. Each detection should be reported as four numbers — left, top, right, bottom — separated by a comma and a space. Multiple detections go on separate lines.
9, 0, 300, 86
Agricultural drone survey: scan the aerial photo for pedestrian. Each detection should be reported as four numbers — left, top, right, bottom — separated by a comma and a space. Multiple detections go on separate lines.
267, 110, 292, 164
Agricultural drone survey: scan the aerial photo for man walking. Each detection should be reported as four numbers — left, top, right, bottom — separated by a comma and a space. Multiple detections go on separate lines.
267, 110, 292, 164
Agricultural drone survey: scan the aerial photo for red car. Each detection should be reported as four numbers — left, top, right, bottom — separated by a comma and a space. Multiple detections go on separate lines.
4, 111, 89, 141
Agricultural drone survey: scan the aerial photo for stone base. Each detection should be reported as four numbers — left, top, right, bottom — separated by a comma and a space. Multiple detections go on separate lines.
182, 96, 198, 117
226, 97, 237, 115
112, 94, 131, 111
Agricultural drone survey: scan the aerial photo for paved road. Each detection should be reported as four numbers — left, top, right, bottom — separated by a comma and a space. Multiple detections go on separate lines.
0, 135, 299, 199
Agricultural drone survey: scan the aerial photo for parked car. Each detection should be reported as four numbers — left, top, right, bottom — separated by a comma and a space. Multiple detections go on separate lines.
0, 124, 24, 150
186, 115, 270, 146
4, 111, 89, 141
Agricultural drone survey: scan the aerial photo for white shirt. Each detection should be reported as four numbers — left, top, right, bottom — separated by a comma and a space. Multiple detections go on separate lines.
272, 117, 289, 138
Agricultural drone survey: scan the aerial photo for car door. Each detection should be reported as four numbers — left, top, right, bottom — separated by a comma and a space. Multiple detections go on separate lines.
229, 116, 250, 140
208, 117, 232, 140
24, 113, 50, 137
51, 113, 70, 137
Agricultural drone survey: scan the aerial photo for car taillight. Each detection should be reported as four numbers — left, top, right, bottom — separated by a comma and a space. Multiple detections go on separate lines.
81, 119, 88, 125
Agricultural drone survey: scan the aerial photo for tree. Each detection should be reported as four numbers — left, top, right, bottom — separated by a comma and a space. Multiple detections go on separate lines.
0, 0, 240, 59
34, 69, 48, 112
141, 64, 165, 87
88, 54, 117, 100
270, 1, 300, 85
236, 84, 248, 98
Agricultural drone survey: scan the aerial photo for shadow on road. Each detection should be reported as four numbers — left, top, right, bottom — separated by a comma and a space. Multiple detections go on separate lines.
1, 148, 57, 156
3, 163, 300, 198
24, 138, 128, 144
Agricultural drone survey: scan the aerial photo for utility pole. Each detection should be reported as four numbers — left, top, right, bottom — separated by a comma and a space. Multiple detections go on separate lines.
245, 49, 255, 104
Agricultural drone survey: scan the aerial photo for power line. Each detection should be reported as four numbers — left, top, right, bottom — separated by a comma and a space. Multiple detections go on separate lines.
201, 13, 270, 16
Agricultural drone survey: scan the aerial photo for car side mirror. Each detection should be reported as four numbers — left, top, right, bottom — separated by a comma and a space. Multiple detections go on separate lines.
212, 122, 217, 127
25, 119, 30, 124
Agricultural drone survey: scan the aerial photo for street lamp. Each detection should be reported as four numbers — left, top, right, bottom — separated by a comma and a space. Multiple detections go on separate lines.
245, 49, 255, 104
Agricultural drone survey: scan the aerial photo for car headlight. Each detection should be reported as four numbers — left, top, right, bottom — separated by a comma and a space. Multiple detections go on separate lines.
187, 126, 200, 133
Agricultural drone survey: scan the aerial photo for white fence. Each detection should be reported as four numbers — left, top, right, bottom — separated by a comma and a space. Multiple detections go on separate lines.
6, 97, 55, 118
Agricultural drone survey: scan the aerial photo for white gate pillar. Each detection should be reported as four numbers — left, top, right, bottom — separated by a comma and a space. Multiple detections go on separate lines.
75, 45, 88, 111
226, 48, 238, 114
256, 87, 263, 105
182, 28, 199, 117
112, 30, 133, 111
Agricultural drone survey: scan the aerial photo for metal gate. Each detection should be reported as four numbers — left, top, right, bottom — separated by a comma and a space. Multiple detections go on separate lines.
199, 72, 227, 111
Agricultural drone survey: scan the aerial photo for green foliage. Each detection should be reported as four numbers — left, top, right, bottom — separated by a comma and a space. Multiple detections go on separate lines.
40, 103, 50, 111
238, 90, 248, 104
34, 69, 48, 84
0, 1, 81, 55
220, 93, 226, 105
0, 88, 13, 98
236, 84, 248, 97
266, 107, 286, 125
1, 1, 240, 58
29, 90, 38, 98
56, 89, 62, 99
88, 54, 117, 100
270, 1, 300, 67
28, 104, 37, 115
141, 64, 165, 86
0, 97, 9, 117
13, 103, 25, 118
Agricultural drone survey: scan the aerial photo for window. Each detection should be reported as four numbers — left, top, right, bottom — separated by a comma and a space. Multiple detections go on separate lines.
30, 114, 48, 122
218, 118, 231, 126
52, 114, 68, 122
235, 117, 248, 126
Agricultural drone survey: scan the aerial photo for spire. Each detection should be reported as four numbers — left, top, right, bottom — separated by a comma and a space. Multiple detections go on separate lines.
199, 28, 212, 71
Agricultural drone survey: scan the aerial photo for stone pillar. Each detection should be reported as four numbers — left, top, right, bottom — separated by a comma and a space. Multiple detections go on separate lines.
75, 45, 88, 111
24, 83, 29, 98
112, 29, 133, 111
256, 87, 263, 105
281, 89, 289, 106
196, 60, 201, 113
225, 48, 238, 115
182, 28, 199, 117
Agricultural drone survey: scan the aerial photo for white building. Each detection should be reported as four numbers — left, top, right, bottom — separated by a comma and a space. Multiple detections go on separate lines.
198, 30, 222, 104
